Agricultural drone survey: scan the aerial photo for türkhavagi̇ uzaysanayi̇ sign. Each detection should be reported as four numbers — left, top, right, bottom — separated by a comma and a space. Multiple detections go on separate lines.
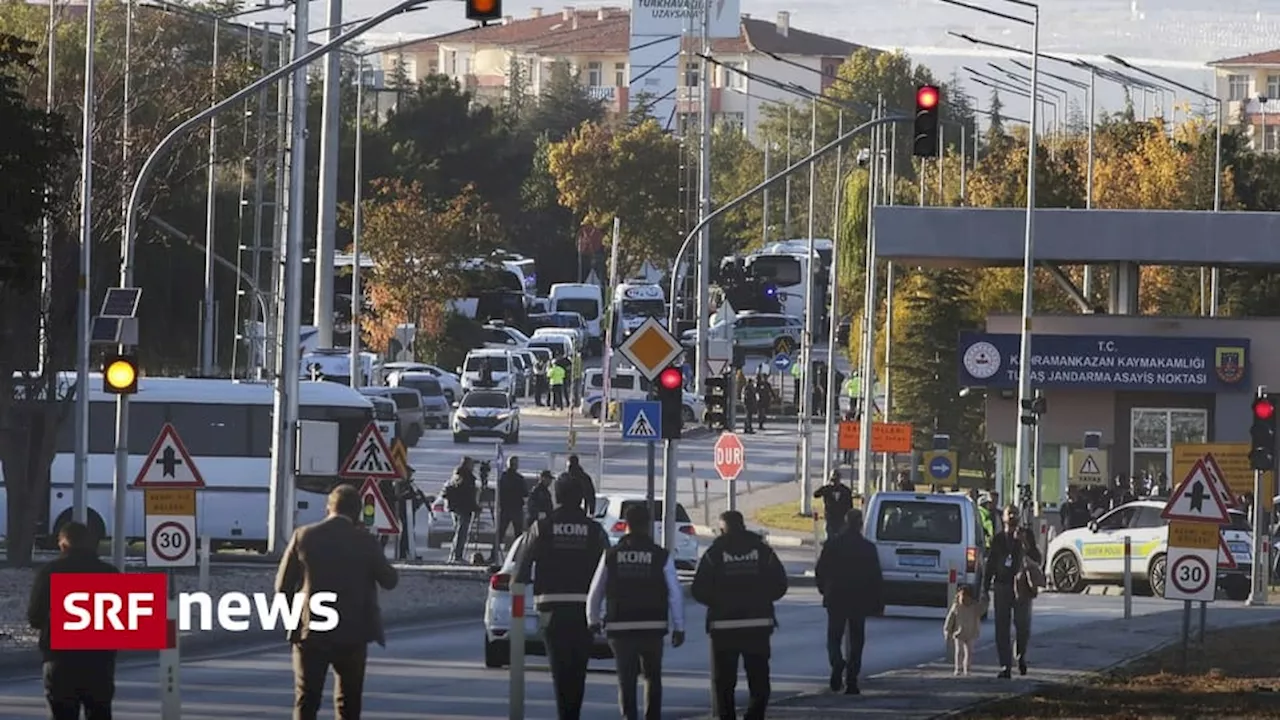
956, 333, 1250, 392
630, 0, 741, 37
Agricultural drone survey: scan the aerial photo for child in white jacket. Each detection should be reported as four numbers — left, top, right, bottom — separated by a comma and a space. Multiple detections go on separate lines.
943, 585, 983, 675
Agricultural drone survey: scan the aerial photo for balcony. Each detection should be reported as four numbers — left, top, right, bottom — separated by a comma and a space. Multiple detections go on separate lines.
583, 85, 627, 113
1231, 97, 1280, 120
675, 86, 723, 114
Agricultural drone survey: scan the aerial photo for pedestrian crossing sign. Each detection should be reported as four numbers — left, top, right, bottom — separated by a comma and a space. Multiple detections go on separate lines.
621, 400, 662, 441
340, 423, 401, 479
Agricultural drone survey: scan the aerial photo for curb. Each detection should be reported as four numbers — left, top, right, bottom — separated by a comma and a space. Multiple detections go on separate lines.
693, 525, 814, 548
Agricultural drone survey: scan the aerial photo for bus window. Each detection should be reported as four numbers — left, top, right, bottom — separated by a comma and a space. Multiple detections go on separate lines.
168, 404, 252, 457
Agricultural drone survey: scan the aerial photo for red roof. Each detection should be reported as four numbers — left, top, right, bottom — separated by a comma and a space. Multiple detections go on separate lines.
1209, 49, 1280, 68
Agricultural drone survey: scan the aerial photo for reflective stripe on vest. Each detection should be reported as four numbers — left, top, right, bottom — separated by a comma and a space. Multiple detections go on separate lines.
606, 620, 669, 631
709, 618, 773, 630
534, 593, 587, 604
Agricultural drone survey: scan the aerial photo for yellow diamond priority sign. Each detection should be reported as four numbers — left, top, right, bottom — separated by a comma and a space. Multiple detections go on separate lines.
617, 317, 684, 380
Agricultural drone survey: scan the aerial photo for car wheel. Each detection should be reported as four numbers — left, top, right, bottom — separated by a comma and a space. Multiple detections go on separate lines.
589, 403, 602, 420
483, 635, 510, 668
453, 433, 468, 443
409, 425, 423, 446
506, 431, 520, 444
1051, 550, 1086, 594
1224, 576, 1250, 601
1148, 553, 1167, 598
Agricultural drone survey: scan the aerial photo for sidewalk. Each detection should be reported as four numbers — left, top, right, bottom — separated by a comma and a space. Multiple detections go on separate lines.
754, 603, 1280, 719
692, 476, 817, 548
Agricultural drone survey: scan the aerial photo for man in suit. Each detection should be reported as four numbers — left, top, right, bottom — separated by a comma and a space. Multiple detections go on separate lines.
277, 484, 400, 720
814, 509, 883, 694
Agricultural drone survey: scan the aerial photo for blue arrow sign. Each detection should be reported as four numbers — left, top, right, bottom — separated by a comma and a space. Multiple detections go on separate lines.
773, 352, 792, 372
621, 400, 662, 441
929, 454, 953, 481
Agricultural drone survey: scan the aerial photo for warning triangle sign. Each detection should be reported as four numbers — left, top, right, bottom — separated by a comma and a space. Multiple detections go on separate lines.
357, 477, 401, 535
626, 409, 657, 438
1200, 454, 1238, 508
340, 423, 401, 479
1218, 534, 1237, 569
134, 424, 205, 488
1079, 455, 1101, 476
1161, 459, 1231, 524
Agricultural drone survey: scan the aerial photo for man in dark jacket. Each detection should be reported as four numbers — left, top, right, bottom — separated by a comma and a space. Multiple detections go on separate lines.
525, 470, 555, 528
494, 455, 527, 562
565, 454, 597, 515
445, 457, 480, 564
692, 511, 788, 720
982, 504, 1041, 679
742, 378, 757, 434
28, 521, 118, 720
814, 509, 883, 694
813, 471, 853, 539
276, 484, 399, 719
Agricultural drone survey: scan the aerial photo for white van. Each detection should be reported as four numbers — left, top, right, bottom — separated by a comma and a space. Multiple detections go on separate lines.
549, 283, 603, 355
527, 333, 573, 361
862, 491, 987, 610
612, 283, 666, 339
458, 349, 519, 398
580, 367, 704, 422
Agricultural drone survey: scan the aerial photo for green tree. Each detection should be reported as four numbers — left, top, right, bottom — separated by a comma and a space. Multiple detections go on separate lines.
0, 33, 77, 564
520, 59, 604, 142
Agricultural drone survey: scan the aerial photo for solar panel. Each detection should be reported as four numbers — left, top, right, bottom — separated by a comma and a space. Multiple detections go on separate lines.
89, 317, 121, 344
99, 287, 141, 318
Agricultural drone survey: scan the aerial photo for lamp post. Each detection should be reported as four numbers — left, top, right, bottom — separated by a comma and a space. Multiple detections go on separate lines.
1104, 54, 1224, 317
967, 68, 1057, 140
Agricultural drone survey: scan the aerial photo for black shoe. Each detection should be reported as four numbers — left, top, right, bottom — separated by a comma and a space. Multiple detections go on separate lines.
1018, 660, 1027, 676
829, 667, 843, 692
844, 678, 860, 695
997, 668, 1012, 679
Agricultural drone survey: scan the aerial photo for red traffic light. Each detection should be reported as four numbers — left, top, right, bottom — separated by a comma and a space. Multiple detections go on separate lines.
917, 85, 939, 110
659, 367, 683, 390
1256, 397, 1275, 421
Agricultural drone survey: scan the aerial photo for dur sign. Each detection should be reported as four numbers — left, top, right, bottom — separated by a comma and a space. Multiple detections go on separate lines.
957, 333, 1249, 392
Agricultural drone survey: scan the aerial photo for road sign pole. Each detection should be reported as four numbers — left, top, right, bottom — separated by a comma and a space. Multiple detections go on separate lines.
646, 441, 656, 527
1180, 599, 1191, 674
508, 580, 526, 720
1123, 536, 1132, 620
662, 439, 678, 550
1249, 468, 1267, 606
1198, 601, 1206, 644
160, 570, 180, 719
728, 472, 737, 513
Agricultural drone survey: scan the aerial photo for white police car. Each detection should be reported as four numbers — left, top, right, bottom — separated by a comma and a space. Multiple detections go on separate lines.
452, 390, 521, 444
1047, 499, 1252, 600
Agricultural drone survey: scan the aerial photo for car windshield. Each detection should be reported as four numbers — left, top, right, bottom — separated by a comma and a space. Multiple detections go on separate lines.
530, 341, 564, 358
400, 376, 443, 396
550, 313, 583, 328
621, 299, 665, 317
876, 501, 963, 544
529, 348, 551, 362
465, 355, 509, 372
462, 392, 510, 409
388, 390, 420, 410
556, 298, 599, 320
502, 326, 531, 343
618, 500, 691, 523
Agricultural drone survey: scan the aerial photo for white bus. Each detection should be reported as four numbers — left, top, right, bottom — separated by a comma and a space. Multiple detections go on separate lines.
0, 376, 375, 552
611, 283, 666, 340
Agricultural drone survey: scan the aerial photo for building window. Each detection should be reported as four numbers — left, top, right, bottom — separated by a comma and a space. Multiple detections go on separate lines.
722, 60, 745, 90
1228, 74, 1249, 101
1267, 75, 1280, 100
716, 112, 745, 132
684, 62, 699, 87
587, 61, 602, 87
448, 50, 458, 76
1130, 408, 1208, 481
461, 56, 471, 76
614, 62, 626, 86
822, 61, 840, 77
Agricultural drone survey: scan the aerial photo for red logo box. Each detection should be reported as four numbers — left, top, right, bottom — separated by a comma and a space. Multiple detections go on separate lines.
50, 573, 169, 650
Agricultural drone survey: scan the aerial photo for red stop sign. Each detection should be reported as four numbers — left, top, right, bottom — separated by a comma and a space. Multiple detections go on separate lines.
714, 432, 746, 481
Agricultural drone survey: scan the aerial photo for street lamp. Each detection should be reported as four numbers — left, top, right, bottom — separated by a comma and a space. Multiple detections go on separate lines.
1104, 53, 1224, 317
990, 64, 1069, 135
938, 0, 1041, 515
968, 66, 1059, 139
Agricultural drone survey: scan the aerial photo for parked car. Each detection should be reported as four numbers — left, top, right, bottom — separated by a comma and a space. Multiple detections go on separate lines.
483, 533, 613, 667
358, 386, 426, 446
580, 367, 704, 422
385, 363, 463, 404
681, 311, 802, 354
387, 372, 450, 429
594, 495, 700, 570
453, 390, 521, 444
527, 335, 573, 362
481, 322, 531, 350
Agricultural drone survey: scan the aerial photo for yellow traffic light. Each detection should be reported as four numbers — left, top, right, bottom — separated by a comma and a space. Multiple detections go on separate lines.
466, 0, 501, 21
103, 355, 138, 394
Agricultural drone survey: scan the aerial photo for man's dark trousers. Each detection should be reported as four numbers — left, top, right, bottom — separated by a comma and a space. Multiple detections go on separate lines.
709, 632, 771, 720
824, 608, 866, 679
608, 633, 665, 720
292, 641, 369, 720
824, 514, 845, 541
543, 607, 593, 719
492, 506, 521, 561
44, 655, 114, 720
993, 584, 1031, 668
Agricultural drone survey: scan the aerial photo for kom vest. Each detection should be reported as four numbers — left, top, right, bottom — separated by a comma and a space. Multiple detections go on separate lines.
703, 538, 778, 635
604, 536, 669, 636
529, 507, 606, 610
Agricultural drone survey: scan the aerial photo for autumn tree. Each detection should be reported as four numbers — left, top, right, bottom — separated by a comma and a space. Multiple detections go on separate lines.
546, 118, 682, 272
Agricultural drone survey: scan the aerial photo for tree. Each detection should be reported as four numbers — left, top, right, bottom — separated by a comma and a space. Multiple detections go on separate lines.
519, 59, 604, 142
0, 34, 77, 564
546, 119, 683, 271
354, 181, 500, 354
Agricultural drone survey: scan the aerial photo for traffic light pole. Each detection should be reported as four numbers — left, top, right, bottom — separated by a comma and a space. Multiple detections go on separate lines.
662, 439, 678, 551
1248, 469, 1267, 606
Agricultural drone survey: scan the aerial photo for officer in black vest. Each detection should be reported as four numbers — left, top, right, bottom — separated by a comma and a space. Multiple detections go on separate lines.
586, 504, 685, 720
516, 477, 609, 720
692, 510, 789, 720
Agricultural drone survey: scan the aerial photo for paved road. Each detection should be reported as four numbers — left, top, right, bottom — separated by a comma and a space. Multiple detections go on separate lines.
0, 592, 1191, 719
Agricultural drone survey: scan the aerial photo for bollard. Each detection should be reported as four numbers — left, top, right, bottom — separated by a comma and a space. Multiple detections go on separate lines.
1123, 536, 1133, 619
198, 534, 210, 593
406, 503, 418, 562
508, 581, 526, 720
160, 571, 180, 719
946, 565, 958, 654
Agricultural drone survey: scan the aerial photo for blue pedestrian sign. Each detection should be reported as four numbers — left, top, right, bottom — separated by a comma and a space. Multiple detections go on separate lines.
773, 352, 792, 372
929, 454, 953, 481
621, 400, 662, 442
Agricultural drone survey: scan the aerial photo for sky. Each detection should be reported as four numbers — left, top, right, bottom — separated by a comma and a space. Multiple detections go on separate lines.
241, 0, 1280, 118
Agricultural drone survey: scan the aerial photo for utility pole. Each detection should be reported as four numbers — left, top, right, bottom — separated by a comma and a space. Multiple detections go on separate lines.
268, 0, 308, 554
694, 0, 712, 392
314, 0, 343, 348
798, 97, 818, 515
38, 1, 56, 379
349, 57, 366, 389
201, 18, 220, 375
820, 110, 844, 490
76, 0, 97, 553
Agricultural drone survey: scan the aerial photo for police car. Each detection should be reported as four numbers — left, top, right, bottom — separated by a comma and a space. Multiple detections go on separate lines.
482, 533, 613, 668
1047, 499, 1253, 600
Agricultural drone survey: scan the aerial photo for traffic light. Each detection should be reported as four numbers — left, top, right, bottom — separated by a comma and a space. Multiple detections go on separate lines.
102, 354, 138, 394
1250, 391, 1276, 471
465, 0, 501, 22
657, 366, 684, 440
704, 376, 728, 430
1019, 392, 1046, 426
913, 84, 940, 157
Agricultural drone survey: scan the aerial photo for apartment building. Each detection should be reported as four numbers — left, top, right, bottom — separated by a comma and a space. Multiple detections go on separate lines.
1209, 49, 1280, 151
374, 6, 861, 139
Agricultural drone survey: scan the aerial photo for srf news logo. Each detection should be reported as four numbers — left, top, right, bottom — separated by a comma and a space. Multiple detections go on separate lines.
50, 573, 339, 650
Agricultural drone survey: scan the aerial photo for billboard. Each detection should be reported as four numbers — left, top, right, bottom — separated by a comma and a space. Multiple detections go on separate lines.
629, 0, 741, 129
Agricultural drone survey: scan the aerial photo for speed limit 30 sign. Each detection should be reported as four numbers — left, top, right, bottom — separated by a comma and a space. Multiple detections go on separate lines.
146, 514, 196, 568
1164, 546, 1216, 602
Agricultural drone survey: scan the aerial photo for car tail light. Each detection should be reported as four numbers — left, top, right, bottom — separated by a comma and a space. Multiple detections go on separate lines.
490, 573, 511, 592
611, 521, 628, 533
966, 546, 978, 574
432, 502, 445, 513
679, 525, 696, 535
